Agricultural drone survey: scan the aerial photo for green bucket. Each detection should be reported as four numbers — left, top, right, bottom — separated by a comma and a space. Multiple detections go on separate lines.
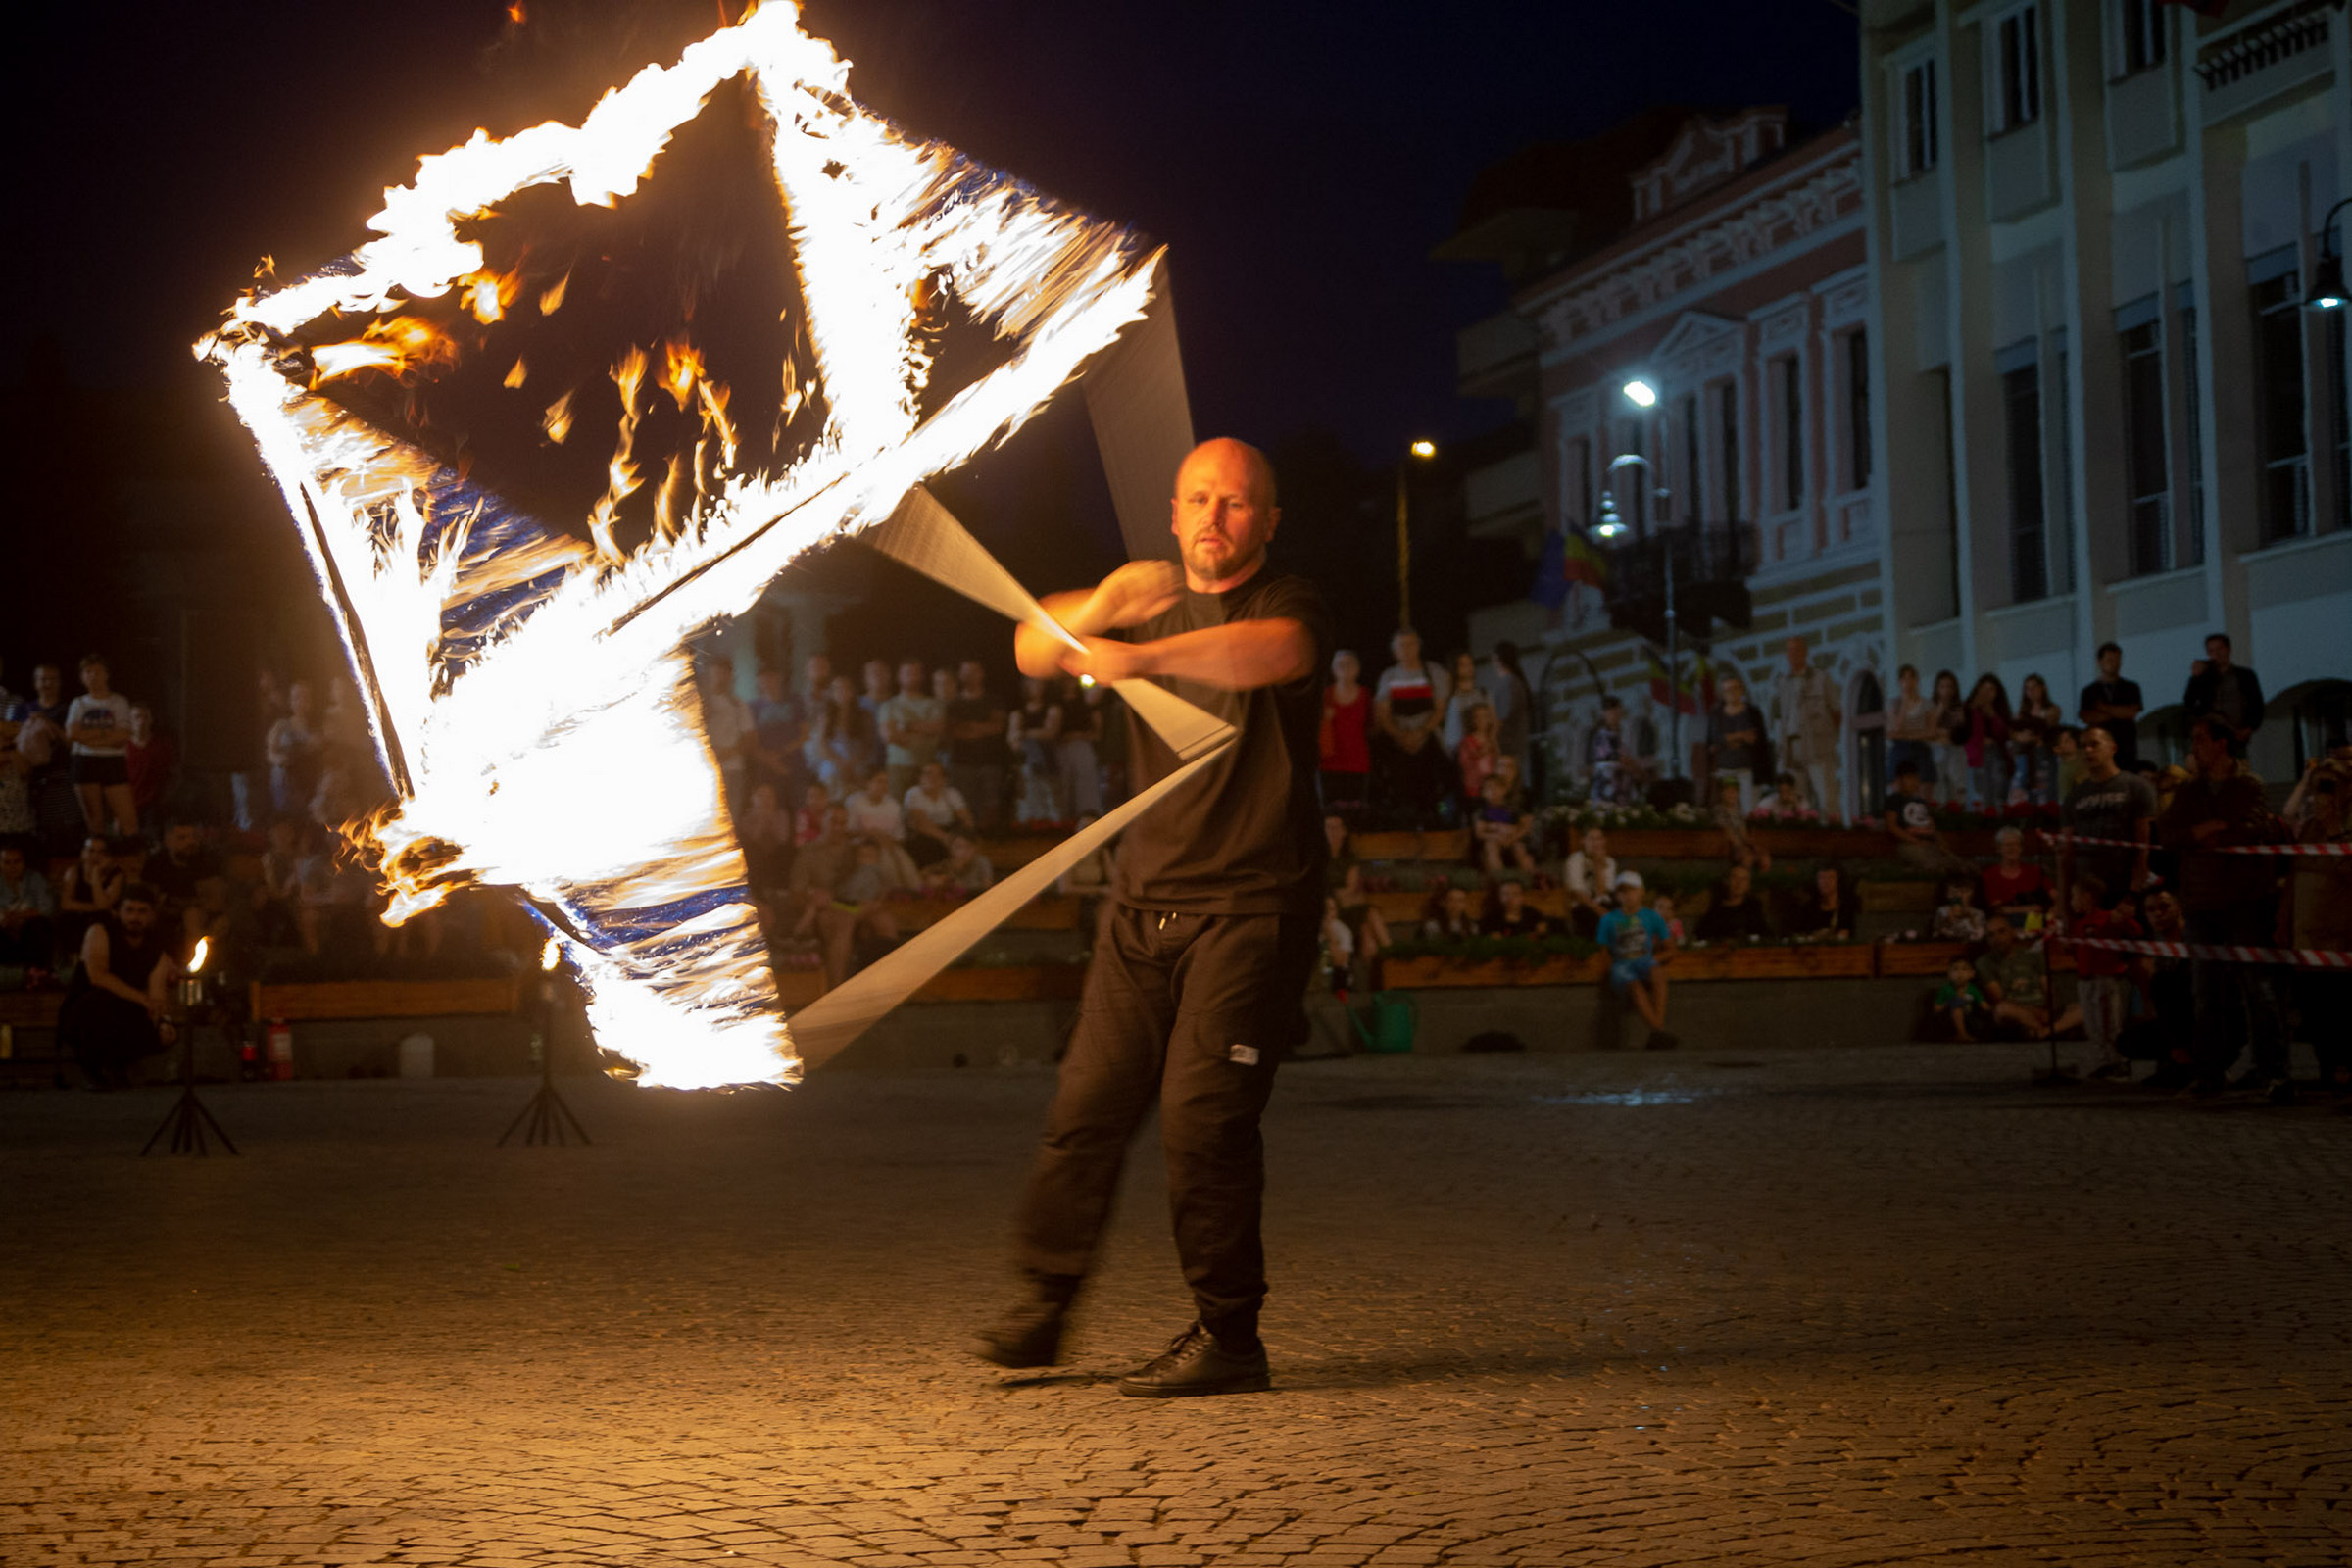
1348, 992, 1418, 1054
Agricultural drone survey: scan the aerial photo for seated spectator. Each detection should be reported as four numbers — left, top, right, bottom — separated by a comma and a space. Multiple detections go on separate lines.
1783, 862, 1858, 942
737, 782, 794, 893
56, 880, 177, 1088
1456, 700, 1501, 807
1489, 752, 1528, 811
903, 760, 976, 869
2066, 873, 2137, 1080
1330, 859, 1391, 986
250, 817, 305, 947
1420, 884, 1478, 942
1693, 864, 1774, 944
1973, 916, 2051, 1039
1651, 891, 1684, 946
296, 829, 376, 956
1711, 775, 1771, 872
1470, 773, 1536, 876
1596, 871, 1677, 1050
0, 736, 31, 841
792, 781, 833, 847
783, 808, 908, 990
844, 767, 906, 842
1978, 827, 2054, 927
125, 703, 177, 828
58, 834, 123, 949
0, 842, 58, 969
1931, 875, 1987, 943
1932, 956, 1994, 1042
1562, 826, 1619, 938
1751, 770, 1814, 820
1884, 758, 1966, 874
923, 833, 995, 896
1481, 878, 1549, 938
66, 654, 138, 839
1318, 894, 1355, 992
147, 818, 227, 949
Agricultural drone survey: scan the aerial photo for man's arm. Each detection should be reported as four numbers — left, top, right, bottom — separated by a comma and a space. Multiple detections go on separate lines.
79, 925, 151, 1011
1066, 619, 1315, 692
1013, 562, 1183, 678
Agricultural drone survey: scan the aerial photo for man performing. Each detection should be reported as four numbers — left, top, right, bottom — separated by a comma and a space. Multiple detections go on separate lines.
978, 437, 1331, 1397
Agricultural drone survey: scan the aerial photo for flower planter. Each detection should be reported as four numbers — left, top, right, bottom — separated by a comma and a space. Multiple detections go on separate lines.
1876, 941, 1971, 977
1859, 882, 1937, 913
1381, 954, 1604, 989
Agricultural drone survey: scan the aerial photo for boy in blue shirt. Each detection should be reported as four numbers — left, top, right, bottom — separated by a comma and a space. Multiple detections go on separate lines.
1594, 869, 1678, 1050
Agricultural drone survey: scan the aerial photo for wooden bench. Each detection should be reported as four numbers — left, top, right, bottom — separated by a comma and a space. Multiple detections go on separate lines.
0, 991, 68, 1087
249, 977, 522, 1022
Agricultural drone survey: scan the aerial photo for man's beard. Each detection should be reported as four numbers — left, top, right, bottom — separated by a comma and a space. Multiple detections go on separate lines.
1184, 535, 1261, 584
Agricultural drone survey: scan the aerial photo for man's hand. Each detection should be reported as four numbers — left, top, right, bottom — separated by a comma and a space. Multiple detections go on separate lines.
1081, 561, 1183, 631
1061, 637, 1152, 686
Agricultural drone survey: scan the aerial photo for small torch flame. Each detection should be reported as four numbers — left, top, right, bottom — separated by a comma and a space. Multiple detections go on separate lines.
541, 935, 562, 972
188, 937, 211, 974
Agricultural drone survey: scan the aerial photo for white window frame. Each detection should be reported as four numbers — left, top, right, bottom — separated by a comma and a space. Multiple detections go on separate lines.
2110, 0, 2167, 80
1888, 43, 1941, 180
1988, 3, 2043, 137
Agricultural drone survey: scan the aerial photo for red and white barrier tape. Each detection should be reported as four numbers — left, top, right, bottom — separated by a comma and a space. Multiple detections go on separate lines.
2066, 936, 2352, 969
2036, 831, 2350, 857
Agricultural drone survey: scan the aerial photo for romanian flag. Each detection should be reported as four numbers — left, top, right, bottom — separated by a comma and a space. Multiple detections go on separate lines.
1645, 652, 1714, 716
1533, 528, 1607, 611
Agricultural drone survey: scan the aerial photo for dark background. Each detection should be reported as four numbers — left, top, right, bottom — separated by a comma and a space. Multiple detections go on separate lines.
0, 0, 1859, 717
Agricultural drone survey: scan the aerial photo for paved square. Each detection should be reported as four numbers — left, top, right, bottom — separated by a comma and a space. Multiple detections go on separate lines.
4, 1045, 2347, 1565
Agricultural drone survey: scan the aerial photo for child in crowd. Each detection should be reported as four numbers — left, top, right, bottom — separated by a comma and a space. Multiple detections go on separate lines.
1471, 772, 1537, 876
1751, 771, 1814, 820
1933, 956, 1994, 1043
1319, 893, 1355, 994
1712, 774, 1771, 872
2067, 873, 2139, 1080
1931, 875, 1987, 943
793, 781, 832, 847
1651, 891, 1684, 946
2007, 715, 2057, 806
1595, 870, 1677, 1051
1421, 884, 1479, 942
1481, 878, 1550, 939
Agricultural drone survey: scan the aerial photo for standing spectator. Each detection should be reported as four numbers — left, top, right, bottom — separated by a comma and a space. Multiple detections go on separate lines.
929, 665, 960, 760
903, 760, 976, 869
1959, 674, 2012, 809
1054, 674, 1103, 821
1009, 675, 1064, 824
1317, 649, 1371, 813
1586, 696, 1637, 806
858, 659, 894, 723
2282, 759, 2352, 1094
24, 662, 71, 749
1087, 681, 1129, 806
231, 666, 287, 833
1772, 637, 1843, 819
1783, 862, 1859, 942
2059, 724, 2157, 906
125, 703, 176, 828
1596, 871, 1678, 1051
56, 881, 177, 1089
1562, 825, 1619, 938
808, 674, 875, 796
266, 680, 322, 817
844, 766, 907, 843
1694, 863, 1774, 943
65, 654, 137, 838
1928, 669, 1969, 806
1469, 772, 1536, 876
749, 667, 807, 800
877, 659, 944, 800
1978, 827, 2054, 926
1710, 775, 1771, 872
2006, 712, 2057, 806
1456, 700, 1500, 806
1884, 758, 1966, 874
2050, 725, 2086, 799
2158, 716, 2291, 1098
2016, 672, 2063, 733
1973, 916, 2051, 1039
700, 655, 755, 809
0, 842, 57, 968
1372, 628, 1452, 835
2078, 642, 2144, 766
2181, 633, 2265, 756
800, 652, 833, 710
1705, 673, 1769, 814
1481, 877, 1549, 938
945, 661, 1007, 832
2065, 874, 2137, 1080
1487, 641, 1536, 785
1886, 665, 1940, 792
1439, 650, 1485, 755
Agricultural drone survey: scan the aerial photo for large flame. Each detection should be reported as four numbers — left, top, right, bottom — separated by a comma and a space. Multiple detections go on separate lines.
195, 2, 1164, 1090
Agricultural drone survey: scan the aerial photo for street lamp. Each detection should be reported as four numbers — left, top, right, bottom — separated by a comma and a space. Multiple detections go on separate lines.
1596, 449, 1685, 781
1621, 376, 1659, 409
1396, 438, 1438, 628
2311, 196, 2352, 310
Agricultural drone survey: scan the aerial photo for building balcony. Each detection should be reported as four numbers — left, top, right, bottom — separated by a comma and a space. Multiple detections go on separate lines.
1464, 448, 1541, 541
2198, 0, 2332, 124
1597, 520, 1761, 647
1456, 310, 1538, 400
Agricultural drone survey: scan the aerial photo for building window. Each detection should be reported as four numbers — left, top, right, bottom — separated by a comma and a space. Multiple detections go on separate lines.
2004, 362, 2048, 602
1564, 435, 1593, 529
1993, 6, 2042, 133
1898, 57, 1939, 177
2253, 274, 2311, 544
1679, 393, 1700, 522
2183, 305, 2206, 564
2117, 0, 2165, 76
1844, 329, 1873, 490
1774, 355, 1805, 514
1717, 380, 1742, 522
2121, 320, 2171, 575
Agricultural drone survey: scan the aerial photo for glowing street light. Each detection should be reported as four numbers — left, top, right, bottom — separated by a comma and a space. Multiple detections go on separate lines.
1621, 376, 1659, 408
1408, 438, 1437, 459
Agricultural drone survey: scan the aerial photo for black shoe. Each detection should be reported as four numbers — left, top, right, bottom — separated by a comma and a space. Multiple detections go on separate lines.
2264, 1077, 2298, 1106
1116, 1322, 1271, 1398
1643, 1029, 1679, 1052
976, 1281, 1076, 1369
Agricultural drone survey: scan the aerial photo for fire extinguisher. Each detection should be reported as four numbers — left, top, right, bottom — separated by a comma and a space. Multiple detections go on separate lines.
266, 1018, 294, 1081
239, 1023, 261, 1081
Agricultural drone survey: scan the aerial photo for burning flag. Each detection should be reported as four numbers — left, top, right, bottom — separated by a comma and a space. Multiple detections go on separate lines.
195, 3, 1183, 1090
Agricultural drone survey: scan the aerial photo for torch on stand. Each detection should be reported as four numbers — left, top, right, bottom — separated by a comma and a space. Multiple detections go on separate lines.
499, 938, 591, 1147
142, 938, 239, 1155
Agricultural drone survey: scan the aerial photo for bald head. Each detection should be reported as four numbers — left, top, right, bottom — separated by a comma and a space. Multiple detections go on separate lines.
1170, 438, 1281, 590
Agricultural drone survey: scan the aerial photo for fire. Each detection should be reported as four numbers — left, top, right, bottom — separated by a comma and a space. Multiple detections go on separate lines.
188, 937, 210, 974
194, 1, 1164, 1090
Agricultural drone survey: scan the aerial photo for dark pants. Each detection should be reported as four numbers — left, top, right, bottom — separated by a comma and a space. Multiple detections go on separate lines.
1373, 734, 1451, 831
57, 987, 164, 1087
0, 917, 56, 967
2187, 902, 2289, 1083
1014, 904, 1315, 1344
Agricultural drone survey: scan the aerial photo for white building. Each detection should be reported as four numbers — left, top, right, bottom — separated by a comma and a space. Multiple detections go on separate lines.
1862, 0, 2352, 776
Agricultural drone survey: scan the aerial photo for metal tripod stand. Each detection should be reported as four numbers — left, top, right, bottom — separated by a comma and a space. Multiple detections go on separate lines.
142, 987, 237, 1156
498, 959, 590, 1147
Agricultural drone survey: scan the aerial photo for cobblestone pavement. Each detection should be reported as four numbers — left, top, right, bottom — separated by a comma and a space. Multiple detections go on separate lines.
4, 1045, 2349, 1567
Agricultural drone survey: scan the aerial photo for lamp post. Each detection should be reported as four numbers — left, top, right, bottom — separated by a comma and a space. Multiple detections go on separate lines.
2307, 196, 2352, 310
1396, 439, 1438, 629
1594, 449, 1683, 781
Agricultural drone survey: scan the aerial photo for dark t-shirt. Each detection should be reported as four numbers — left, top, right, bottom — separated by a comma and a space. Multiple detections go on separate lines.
2078, 678, 2142, 762
2062, 769, 2158, 896
1886, 784, 1936, 836
946, 695, 1002, 766
1110, 570, 1333, 915
1707, 705, 1765, 771
148, 847, 223, 907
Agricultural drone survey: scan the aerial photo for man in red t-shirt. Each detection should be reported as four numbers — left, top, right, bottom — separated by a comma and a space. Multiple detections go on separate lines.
1317, 648, 1370, 812
1977, 826, 2054, 926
